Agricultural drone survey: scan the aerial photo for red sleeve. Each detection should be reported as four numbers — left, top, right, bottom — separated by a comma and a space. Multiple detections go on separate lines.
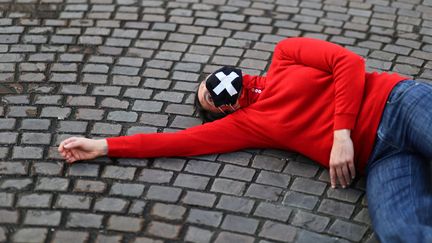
269, 37, 366, 130
106, 112, 264, 158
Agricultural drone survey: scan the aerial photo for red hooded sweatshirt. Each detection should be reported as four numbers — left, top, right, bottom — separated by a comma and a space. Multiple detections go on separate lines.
106, 37, 407, 174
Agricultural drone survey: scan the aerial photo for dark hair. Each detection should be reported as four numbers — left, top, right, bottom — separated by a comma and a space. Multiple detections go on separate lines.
194, 89, 227, 123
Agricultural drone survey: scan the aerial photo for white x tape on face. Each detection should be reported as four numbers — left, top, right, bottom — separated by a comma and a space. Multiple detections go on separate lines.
213, 71, 239, 96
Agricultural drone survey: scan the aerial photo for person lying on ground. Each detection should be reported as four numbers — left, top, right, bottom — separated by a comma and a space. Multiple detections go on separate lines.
59, 37, 432, 243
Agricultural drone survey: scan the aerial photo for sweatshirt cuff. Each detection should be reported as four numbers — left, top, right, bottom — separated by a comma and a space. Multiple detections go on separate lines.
106, 136, 125, 157
334, 113, 357, 130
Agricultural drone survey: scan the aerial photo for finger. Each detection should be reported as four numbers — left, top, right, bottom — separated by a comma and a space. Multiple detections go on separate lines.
61, 137, 77, 146
348, 161, 356, 179
63, 137, 79, 148
59, 148, 70, 158
330, 166, 337, 188
66, 154, 76, 163
58, 144, 63, 153
70, 150, 84, 162
342, 164, 351, 186
60, 151, 67, 159
336, 166, 347, 188
58, 141, 67, 152
68, 156, 77, 163
66, 151, 73, 159
59, 137, 77, 151
64, 140, 82, 149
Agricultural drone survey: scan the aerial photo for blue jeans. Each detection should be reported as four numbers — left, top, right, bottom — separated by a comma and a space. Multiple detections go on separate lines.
367, 80, 432, 243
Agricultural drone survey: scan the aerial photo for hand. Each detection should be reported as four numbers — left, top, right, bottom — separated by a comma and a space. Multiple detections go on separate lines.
58, 137, 108, 163
329, 129, 356, 188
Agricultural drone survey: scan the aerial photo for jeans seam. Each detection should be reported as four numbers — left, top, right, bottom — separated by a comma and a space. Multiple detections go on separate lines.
408, 158, 419, 225
377, 131, 402, 151
403, 87, 431, 153
367, 136, 402, 174
419, 81, 432, 90
386, 82, 419, 105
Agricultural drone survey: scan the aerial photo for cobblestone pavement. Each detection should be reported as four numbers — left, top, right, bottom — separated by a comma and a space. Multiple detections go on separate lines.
0, 0, 431, 242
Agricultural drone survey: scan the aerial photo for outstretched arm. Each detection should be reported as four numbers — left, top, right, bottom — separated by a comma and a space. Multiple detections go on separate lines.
58, 112, 266, 163
106, 113, 266, 158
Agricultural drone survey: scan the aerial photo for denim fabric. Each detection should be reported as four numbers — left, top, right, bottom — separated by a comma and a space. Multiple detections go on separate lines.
367, 80, 432, 243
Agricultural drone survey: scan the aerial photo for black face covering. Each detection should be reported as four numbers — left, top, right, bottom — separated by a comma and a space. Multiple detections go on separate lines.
205, 66, 243, 107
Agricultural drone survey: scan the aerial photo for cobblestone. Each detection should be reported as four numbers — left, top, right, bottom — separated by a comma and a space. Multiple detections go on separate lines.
32, 162, 62, 176
21, 133, 51, 145
283, 191, 319, 210
187, 208, 223, 227
0, 148, 8, 159
68, 163, 99, 177
182, 190, 217, 208
284, 161, 319, 177
245, 183, 283, 201
185, 160, 220, 176
146, 185, 182, 203
215, 232, 254, 243
12, 228, 47, 243
12, 146, 44, 159
0, 228, 5, 243
108, 215, 144, 232
142, 157, 175, 168
74, 179, 106, 193
67, 213, 103, 228
102, 165, 136, 180
221, 214, 259, 234
354, 208, 371, 225
35, 177, 69, 191
185, 226, 213, 243
0, 192, 14, 207
296, 230, 349, 243
95, 234, 122, 243
138, 168, 173, 183
147, 221, 181, 239
0, 161, 28, 175
110, 182, 145, 197
0, 209, 19, 224
94, 197, 128, 213
259, 220, 298, 242
318, 199, 356, 219
174, 173, 209, 190
292, 210, 331, 232
327, 188, 364, 203
328, 219, 368, 242
0, 132, 18, 144
254, 202, 292, 222
140, 113, 169, 127
151, 203, 186, 220
52, 231, 89, 243
256, 170, 291, 187
56, 194, 91, 210
291, 177, 327, 196
24, 210, 61, 226
132, 100, 164, 112
211, 178, 246, 196
216, 195, 255, 214
252, 155, 286, 171
17, 193, 52, 208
